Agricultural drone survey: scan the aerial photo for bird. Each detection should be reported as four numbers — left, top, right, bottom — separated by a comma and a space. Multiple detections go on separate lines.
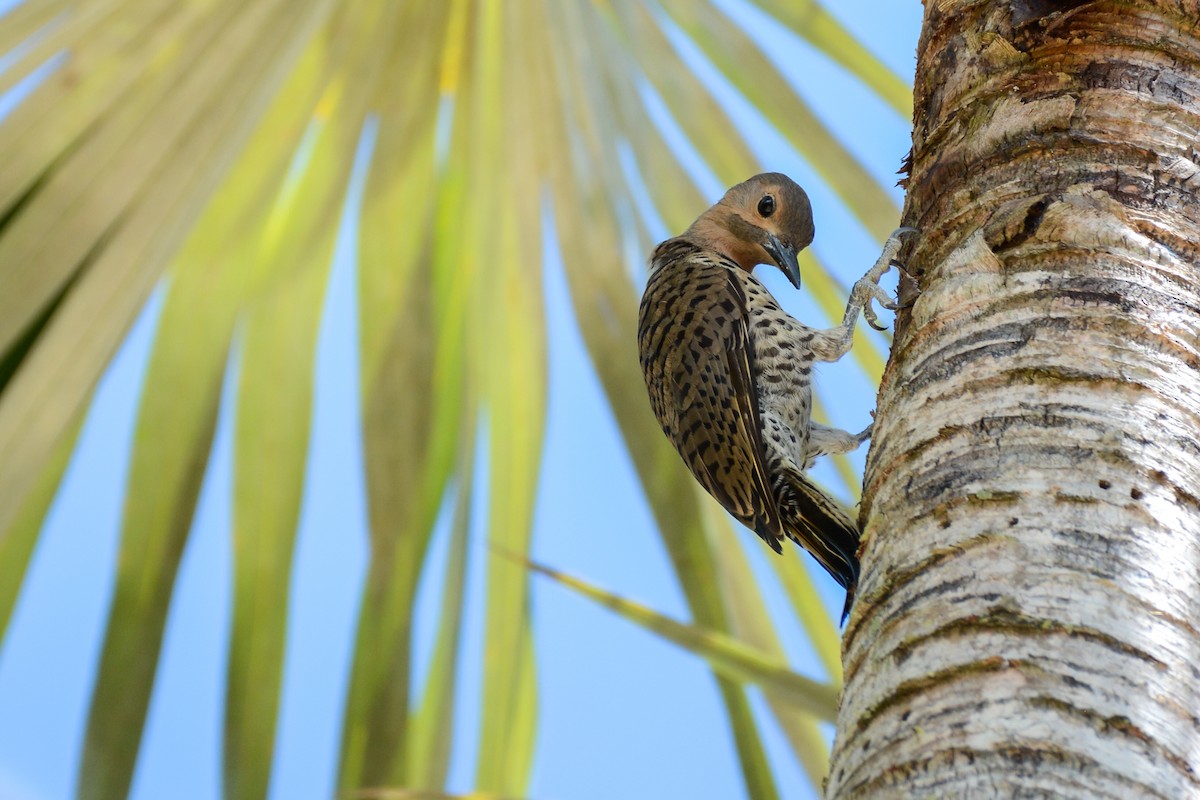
637, 172, 913, 621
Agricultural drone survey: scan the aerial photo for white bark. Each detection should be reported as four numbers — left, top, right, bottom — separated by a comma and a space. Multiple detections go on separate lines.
828, 2, 1200, 797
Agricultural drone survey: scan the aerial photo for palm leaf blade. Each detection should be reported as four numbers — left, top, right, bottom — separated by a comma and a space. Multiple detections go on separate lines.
0, 2, 916, 797
525, 556, 840, 720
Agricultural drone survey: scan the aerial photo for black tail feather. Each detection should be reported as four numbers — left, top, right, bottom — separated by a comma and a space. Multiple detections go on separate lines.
840, 583, 856, 625
776, 468, 861, 623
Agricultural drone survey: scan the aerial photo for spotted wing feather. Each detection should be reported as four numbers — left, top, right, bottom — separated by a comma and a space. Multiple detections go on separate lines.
638, 249, 783, 548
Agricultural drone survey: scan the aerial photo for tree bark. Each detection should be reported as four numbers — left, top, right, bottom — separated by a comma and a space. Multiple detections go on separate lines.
828, 2, 1200, 797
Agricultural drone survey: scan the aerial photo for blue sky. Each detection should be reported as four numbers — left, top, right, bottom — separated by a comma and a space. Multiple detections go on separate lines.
0, 2, 921, 798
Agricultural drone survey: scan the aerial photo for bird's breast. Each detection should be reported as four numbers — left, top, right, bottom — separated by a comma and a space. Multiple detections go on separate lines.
738, 284, 817, 464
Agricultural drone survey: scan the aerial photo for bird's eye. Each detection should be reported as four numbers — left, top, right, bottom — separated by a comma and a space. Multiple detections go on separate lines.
757, 195, 775, 217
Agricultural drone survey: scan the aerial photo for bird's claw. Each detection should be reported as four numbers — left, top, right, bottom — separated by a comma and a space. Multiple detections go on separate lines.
856, 227, 919, 330
854, 278, 899, 331
855, 422, 874, 444
863, 226, 919, 286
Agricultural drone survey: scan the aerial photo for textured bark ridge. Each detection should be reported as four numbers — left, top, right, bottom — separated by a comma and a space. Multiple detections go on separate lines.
829, 3, 1200, 797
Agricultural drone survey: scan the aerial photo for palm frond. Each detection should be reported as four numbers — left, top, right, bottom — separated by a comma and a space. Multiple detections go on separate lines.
0, 1, 912, 797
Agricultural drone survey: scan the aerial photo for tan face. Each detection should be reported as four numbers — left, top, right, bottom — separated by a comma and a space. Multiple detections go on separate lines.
696, 172, 814, 288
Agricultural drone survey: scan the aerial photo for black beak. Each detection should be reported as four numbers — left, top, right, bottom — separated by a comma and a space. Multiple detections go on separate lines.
763, 234, 801, 290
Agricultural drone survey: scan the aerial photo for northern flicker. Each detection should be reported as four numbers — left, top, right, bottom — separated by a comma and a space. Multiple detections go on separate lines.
637, 172, 913, 620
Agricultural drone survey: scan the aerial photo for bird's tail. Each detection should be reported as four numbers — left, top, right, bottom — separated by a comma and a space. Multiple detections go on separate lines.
777, 468, 861, 622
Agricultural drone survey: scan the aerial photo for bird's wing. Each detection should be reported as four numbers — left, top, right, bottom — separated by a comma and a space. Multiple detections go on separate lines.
639, 261, 783, 545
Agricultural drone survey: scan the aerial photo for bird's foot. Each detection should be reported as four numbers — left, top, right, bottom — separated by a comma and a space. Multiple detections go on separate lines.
861, 226, 918, 285
852, 279, 900, 331
857, 227, 918, 330
855, 421, 873, 444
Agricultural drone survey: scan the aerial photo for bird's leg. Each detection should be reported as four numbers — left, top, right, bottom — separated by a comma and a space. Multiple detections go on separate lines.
807, 422, 871, 460
807, 227, 917, 361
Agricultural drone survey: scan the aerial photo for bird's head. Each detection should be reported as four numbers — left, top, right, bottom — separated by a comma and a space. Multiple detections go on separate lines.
684, 172, 814, 289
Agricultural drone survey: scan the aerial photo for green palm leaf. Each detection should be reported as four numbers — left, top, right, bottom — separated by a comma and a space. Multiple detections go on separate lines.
0, 1, 911, 798
519, 553, 839, 721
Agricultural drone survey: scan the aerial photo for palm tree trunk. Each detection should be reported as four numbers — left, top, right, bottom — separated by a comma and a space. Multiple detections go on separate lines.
828, 2, 1200, 797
